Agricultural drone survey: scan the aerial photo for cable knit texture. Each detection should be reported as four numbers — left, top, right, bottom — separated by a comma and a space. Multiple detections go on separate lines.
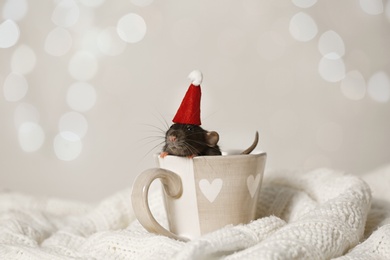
1, 167, 390, 259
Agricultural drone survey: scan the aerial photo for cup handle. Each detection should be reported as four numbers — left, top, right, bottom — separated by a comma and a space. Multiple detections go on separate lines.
131, 168, 188, 241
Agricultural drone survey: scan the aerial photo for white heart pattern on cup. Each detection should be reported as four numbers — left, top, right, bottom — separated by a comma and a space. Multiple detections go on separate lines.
247, 174, 261, 198
199, 178, 223, 203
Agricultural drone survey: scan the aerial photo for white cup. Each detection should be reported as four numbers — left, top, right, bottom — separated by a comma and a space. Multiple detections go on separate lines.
131, 152, 266, 241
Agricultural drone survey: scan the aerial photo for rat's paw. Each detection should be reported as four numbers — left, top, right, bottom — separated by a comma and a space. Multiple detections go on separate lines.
160, 152, 169, 158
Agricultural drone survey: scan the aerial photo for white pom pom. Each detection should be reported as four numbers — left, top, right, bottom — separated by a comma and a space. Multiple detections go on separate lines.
188, 70, 202, 86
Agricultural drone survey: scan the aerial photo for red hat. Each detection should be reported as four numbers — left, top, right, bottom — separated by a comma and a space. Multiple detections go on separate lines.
172, 70, 203, 125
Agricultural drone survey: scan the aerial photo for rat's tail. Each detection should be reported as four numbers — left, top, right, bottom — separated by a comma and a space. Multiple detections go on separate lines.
241, 131, 259, 155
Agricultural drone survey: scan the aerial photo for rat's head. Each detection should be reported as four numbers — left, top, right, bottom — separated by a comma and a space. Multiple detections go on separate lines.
164, 124, 219, 157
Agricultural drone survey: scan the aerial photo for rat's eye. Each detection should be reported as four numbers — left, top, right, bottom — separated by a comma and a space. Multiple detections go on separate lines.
186, 125, 194, 132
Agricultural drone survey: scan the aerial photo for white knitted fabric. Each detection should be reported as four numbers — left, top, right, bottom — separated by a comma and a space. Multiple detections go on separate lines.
1, 167, 390, 259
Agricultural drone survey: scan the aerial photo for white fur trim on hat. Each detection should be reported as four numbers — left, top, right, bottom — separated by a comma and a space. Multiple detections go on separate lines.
188, 70, 202, 86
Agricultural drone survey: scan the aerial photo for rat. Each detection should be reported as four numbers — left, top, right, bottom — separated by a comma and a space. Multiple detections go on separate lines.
160, 124, 259, 158
160, 124, 221, 158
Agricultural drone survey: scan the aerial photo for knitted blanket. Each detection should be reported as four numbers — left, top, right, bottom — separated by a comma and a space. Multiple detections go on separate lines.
1, 167, 390, 259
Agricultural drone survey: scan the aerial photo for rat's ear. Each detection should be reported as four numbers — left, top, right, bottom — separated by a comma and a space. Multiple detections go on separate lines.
205, 131, 219, 147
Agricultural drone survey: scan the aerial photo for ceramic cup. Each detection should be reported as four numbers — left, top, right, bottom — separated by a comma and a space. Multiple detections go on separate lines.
131, 152, 266, 241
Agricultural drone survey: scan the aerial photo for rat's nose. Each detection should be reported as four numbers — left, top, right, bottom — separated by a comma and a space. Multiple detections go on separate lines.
168, 136, 177, 142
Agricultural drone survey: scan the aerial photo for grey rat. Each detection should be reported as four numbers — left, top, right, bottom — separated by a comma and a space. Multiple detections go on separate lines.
160, 124, 259, 158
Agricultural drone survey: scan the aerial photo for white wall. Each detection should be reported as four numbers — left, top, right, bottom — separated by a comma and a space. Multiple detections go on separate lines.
1, 0, 389, 202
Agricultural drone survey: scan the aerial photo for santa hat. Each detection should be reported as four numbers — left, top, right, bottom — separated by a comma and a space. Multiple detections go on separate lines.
172, 70, 203, 125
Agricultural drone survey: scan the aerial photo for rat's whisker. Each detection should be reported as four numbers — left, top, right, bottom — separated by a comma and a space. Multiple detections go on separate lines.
141, 129, 166, 135
182, 142, 199, 156
138, 135, 165, 141
187, 139, 208, 145
135, 135, 164, 147
141, 140, 166, 161
151, 112, 170, 131
140, 123, 167, 134
141, 138, 165, 147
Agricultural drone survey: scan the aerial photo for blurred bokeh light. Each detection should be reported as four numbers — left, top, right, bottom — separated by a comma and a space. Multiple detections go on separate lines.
1, 0, 389, 201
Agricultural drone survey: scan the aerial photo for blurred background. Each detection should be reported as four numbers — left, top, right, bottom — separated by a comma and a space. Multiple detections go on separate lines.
1, 0, 389, 202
